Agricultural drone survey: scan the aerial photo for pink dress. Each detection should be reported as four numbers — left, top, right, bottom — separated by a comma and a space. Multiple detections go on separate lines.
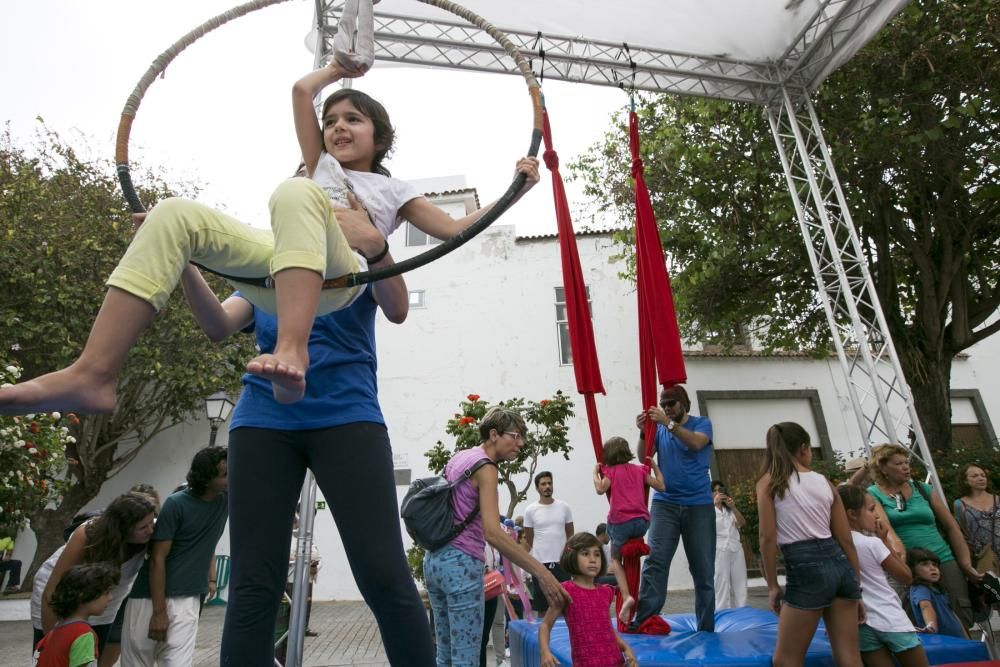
562, 581, 625, 667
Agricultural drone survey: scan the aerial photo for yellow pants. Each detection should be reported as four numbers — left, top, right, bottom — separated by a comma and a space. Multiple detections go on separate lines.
107, 178, 362, 315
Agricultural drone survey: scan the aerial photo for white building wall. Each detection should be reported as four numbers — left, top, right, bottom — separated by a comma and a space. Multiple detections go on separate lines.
18, 210, 997, 602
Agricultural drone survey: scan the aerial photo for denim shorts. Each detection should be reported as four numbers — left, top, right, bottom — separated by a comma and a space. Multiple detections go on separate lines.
780, 537, 861, 610
607, 517, 650, 553
858, 624, 921, 653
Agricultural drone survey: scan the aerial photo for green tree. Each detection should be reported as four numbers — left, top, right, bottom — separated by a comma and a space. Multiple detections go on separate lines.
0, 364, 74, 560
0, 125, 257, 583
572, 0, 999, 451
408, 391, 575, 581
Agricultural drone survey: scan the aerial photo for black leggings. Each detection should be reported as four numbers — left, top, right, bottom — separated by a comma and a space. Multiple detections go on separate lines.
220, 423, 434, 666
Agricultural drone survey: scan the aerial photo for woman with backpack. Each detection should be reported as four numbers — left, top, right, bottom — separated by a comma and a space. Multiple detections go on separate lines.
423, 407, 572, 666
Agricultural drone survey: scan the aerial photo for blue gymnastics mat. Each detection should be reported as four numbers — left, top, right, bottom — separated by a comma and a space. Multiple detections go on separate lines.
509, 607, 989, 666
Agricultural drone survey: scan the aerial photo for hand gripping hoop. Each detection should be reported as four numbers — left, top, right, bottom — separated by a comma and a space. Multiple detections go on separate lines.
115, 0, 543, 289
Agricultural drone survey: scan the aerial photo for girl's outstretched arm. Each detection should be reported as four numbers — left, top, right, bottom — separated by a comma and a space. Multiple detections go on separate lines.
292, 61, 366, 175
616, 633, 637, 666
538, 606, 562, 667
400, 157, 541, 241
179, 266, 254, 341
593, 463, 610, 495
646, 458, 666, 492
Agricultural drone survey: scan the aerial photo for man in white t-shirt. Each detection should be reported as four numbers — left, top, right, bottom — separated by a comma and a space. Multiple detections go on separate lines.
523, 471, 574, 612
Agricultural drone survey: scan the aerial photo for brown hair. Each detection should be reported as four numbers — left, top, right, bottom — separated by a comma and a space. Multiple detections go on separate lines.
867, 443, 911, 487
956, 463, 991, 498
559, 532, 607, 577
83, 493, 155, 566
602, 437, 634, 466
321, 89, 395, 176
478, 407, 527, 443
759, 422, 811, 500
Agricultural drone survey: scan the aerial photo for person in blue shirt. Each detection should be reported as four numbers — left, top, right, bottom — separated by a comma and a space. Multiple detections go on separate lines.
907, 547, 968, 639
629, 384, 716, 633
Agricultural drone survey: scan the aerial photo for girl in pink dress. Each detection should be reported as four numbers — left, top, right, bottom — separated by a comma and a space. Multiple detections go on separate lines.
593, 436, 665, 623
539, 533, 638, 667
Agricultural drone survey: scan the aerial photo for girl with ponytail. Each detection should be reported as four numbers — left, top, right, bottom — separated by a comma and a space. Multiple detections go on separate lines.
756, 422, 864, 667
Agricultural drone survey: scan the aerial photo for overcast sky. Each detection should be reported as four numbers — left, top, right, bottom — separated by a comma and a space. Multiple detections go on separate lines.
1, 0, 628, 234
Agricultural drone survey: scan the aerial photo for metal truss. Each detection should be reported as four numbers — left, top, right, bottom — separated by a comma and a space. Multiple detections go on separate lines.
314, 0, 900, 106
777, 0, 893, 98
308, 1, 936, 490
767, 87, 944, 498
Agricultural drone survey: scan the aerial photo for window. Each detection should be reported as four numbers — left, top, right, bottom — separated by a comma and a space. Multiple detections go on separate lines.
555, 286, 591, 365
405, 223, 444, 247
408, 290, 425, 308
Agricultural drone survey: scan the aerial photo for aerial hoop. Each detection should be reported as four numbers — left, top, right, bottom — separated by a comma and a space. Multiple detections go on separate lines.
115, 0, 543, 288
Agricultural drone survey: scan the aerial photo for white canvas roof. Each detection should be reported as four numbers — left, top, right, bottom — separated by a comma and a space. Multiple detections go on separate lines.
318, 0, 910, 104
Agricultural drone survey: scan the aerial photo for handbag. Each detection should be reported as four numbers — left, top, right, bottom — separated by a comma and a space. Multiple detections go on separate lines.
400, 457, 496, 551
483, 569, 505, 600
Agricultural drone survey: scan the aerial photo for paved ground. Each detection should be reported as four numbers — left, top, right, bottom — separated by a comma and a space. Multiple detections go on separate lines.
0, 587, 773, 667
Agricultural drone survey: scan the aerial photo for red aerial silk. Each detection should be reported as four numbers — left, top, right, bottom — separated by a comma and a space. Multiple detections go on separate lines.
630, 109, 686, 447
543, 109, 606, 463
548, 107, 684, 637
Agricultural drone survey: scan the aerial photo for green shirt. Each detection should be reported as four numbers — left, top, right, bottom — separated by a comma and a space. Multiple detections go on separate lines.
868, 481, 954, 563
130, 489, 228, 598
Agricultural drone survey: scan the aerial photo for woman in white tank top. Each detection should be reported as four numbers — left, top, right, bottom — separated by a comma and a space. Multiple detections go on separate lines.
756, 422, 864, 667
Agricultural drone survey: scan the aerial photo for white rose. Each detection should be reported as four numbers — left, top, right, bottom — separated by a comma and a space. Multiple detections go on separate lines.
51, 412, 61, 420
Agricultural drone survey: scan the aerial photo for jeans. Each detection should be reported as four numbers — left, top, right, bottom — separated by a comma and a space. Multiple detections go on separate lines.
424, 545, 484, 667
633, 501, 716, 631
780, 537, 860, 610
221, 423, 434, 666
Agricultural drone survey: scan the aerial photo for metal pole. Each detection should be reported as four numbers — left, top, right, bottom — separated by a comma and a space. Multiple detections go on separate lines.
285, 472, 318, 667
208, 423, 219, 447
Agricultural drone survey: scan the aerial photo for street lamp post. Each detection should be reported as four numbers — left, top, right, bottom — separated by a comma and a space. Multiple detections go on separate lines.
204, 391, 235, 447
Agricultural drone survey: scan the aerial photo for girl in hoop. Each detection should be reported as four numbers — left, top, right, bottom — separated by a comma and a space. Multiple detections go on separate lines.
0, 57, 539, 415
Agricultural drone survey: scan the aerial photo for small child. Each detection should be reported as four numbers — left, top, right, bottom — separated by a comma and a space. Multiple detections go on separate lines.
33, 563, 120, 667
539, 533, 637, 667
907, 547, 968, 639
593, 436, 665, 623
839, 485, 929, 667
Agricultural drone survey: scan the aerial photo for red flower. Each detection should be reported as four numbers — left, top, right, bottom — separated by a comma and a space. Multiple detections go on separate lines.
467, 394, 480, 402
29, 422, 40, 433
539, 400, 550, 406
459, 416, 476, 426
67, 413, 80, 426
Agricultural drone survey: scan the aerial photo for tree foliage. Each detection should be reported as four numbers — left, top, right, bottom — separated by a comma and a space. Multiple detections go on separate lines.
0, 364, 74, 534
0, 124, 257, 582
572, 0, 999, 449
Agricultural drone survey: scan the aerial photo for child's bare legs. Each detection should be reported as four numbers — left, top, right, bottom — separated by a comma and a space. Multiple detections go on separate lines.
894, 645, 930, 667
611, 553, 635, 624
245, 268, 321, 403
861, 648, 896, 667
0, 287, 155, 415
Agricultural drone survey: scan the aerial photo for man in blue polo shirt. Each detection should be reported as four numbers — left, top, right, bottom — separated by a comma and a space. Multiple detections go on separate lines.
629, 384, 716, 633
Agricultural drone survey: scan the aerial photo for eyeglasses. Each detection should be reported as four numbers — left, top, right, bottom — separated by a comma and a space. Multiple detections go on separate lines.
660, 399, 679, 408
503, 432, 524, 442
894, 493, 907, 512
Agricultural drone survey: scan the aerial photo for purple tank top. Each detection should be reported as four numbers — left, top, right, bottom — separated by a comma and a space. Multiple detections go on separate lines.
445, 447, 493, 561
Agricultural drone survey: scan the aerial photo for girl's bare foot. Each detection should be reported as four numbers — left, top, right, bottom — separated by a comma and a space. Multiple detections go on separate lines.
0, 366, 117, 415
618, 595, 636, 625
246, 353, 307, 404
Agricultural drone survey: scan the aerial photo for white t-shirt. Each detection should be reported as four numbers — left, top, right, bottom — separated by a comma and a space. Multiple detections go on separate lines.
774, 470, 833, 544
715, 506, 743, 553
524, 500, 573, 563
852, 531, 915, 632
311, 152, 421, 271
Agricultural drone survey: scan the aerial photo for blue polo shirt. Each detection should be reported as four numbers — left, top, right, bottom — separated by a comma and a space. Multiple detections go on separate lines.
651, 414, 714, 506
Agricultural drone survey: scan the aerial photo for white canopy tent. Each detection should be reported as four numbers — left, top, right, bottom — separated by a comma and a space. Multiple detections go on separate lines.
311, 0, 934, 483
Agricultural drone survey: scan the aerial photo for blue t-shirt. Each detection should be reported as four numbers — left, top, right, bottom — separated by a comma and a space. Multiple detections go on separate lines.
909, 583, 965, 638
651, 414, 714, 506
229, 285, 384, 431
